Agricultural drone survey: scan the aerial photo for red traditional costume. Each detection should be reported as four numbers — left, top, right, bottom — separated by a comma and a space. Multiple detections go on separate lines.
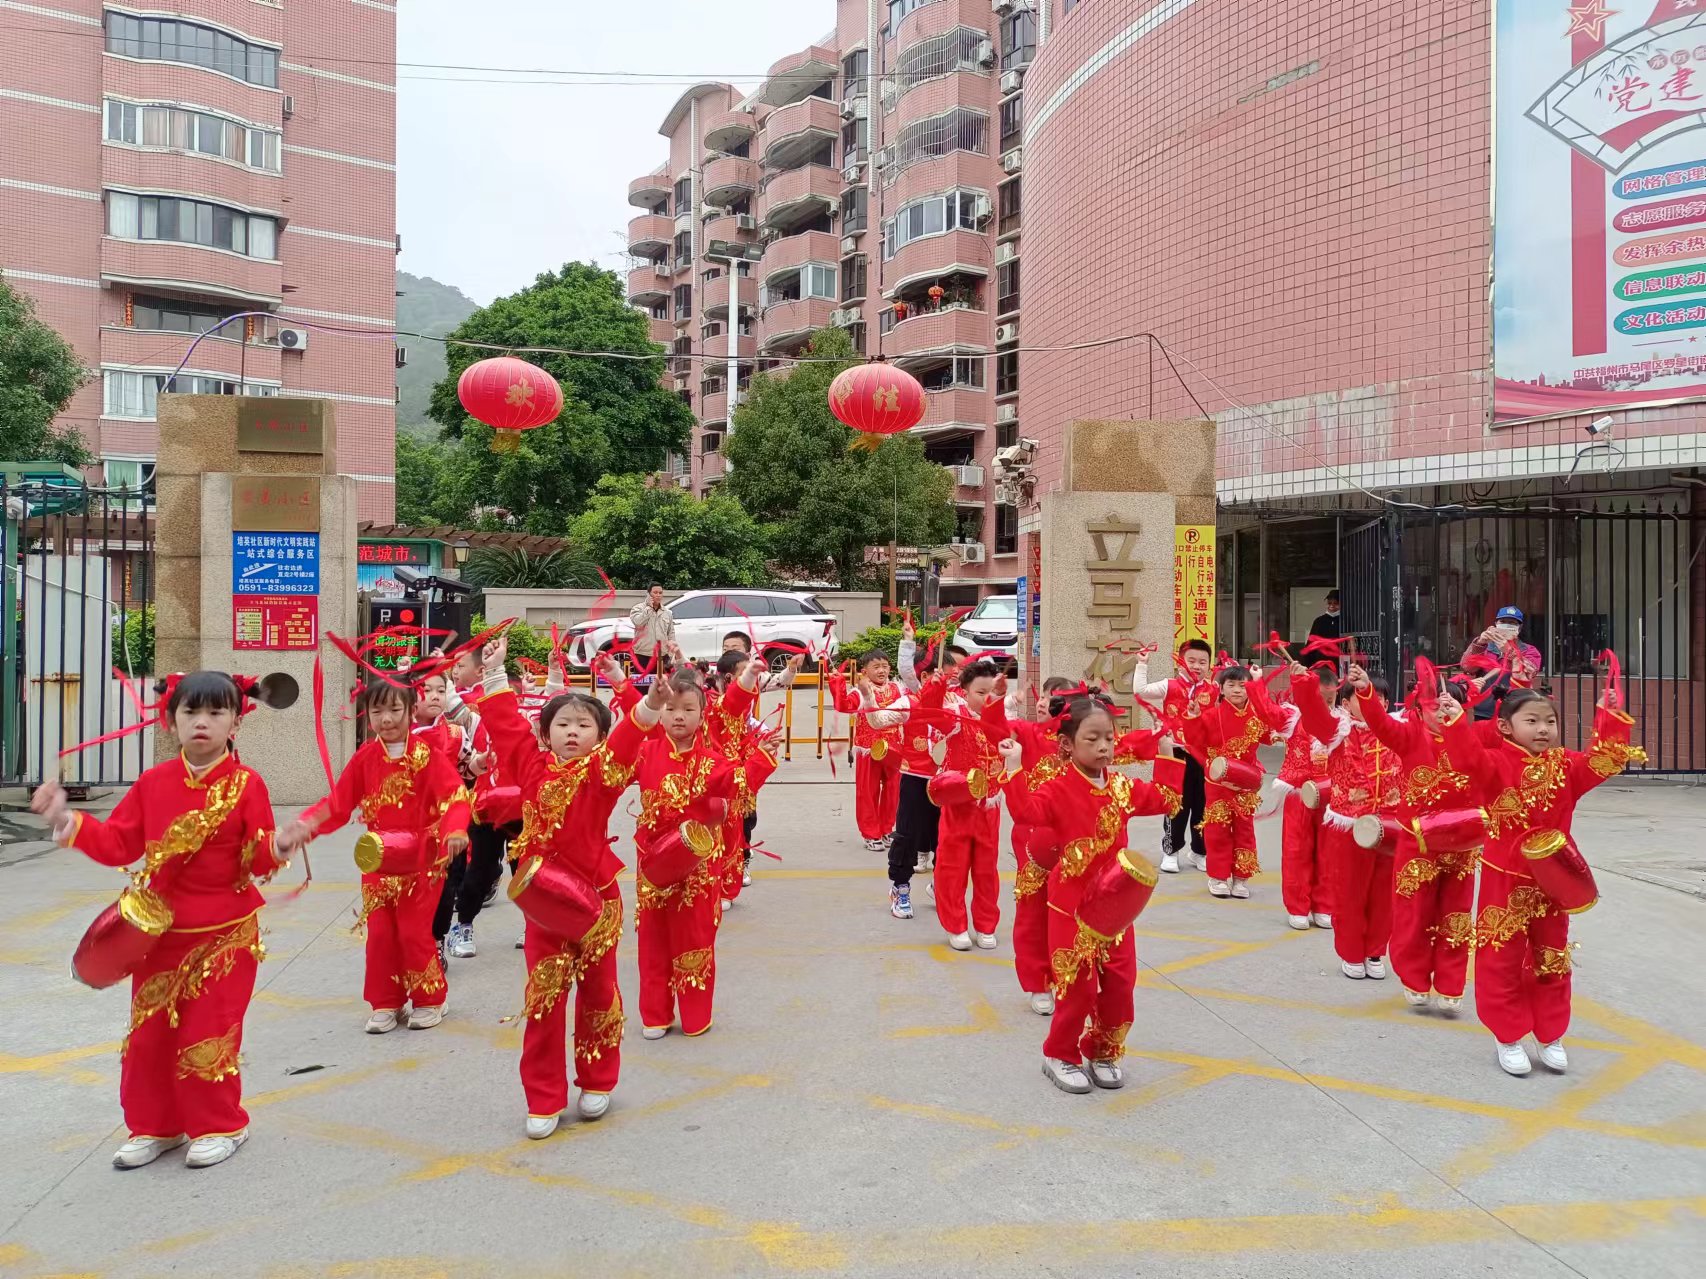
702, 681, 770, 901
1002, 763, 1175, 1065
829, 672, 904, 842
1180, 681, 1288, 884
478, 676, 648, 1115
1443, 704, 1640, 1046
1358, 690, 1479, 999
916, 681, 1004, 937
1137, 665, 1216, 863
61, 752, 282, 1142
1293, 673, 1402, 967
1001, 716, 1068, 996
1272, 700, 1334, 920
300, 739, 472, 1012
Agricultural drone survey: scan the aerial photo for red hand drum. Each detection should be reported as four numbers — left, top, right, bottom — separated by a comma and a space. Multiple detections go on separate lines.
927, 770, 988, 807
479, 784, 523, 827
1015, 824, 1062, 871
508, 856, 603, 942
1521, 828, 1599, 914
1352, 813, 1405, 855
1415, 808, 1487, 856
72, 886, 173, 989
643, 820, 719, 889
1077, 850, 1161, 941
1207, 756, 1264, 792
353, 830, 422, 875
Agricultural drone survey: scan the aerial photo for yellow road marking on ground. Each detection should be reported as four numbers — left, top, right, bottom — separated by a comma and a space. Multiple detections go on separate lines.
0, 1042, 117, 1086
252, 990, 364, 1011
246, 1058, 423, 1109
1104, 1060, 1238, 1114
1147, 927, 1311, 977
1575, 994, 1706, 1072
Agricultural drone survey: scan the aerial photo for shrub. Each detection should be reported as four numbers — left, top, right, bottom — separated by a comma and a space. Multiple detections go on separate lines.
471, 612, 552, 679
112, 604, 154, 676
836, 620, 952, 668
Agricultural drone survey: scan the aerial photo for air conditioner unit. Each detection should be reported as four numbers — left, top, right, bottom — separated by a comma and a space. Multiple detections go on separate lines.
829, 308, 848, 326
736, 213, 757, 230
950, 463, 985, 487
976, 40, 996, 68
996, 240, 1017, 264
843, 161, 863, 182
841, 234, 859, 253
993, 0, 1014, 12
675, 474, 692, 489
282, 95, 295, 119
995, 323, 1018, 345
841, 96, 858, 119
972, 195, 994, 224
875, 146, 894, 168
1001, 69, 1024, 96
996, 402, 1018, 424
853, 98, 869, 121
277, 326, 309, 351
394, 345, 407, 368
961, 541, 987, 564
1001, 147, 1024, 174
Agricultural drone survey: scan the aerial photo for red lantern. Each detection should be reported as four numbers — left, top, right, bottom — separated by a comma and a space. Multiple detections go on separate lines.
827, 359, 926, 451
456, 356, 563, 454
927, 284, 946, 309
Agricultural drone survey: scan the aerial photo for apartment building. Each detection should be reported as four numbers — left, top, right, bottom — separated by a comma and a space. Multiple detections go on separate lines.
0, 1, 399, 519
626, 0, 1037, 602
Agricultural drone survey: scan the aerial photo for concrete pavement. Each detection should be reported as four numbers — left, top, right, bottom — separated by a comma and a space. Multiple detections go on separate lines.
1, 762, 1704, 1279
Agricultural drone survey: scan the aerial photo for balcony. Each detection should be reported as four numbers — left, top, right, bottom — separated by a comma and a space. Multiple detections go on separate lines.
885, 230, 992, 297
700, 326, 757, 361
757, 296, 835, 351
626, 264, 672, 306
760, 229, 840, 284
700, 451, 727, 485
648, 316, 674, 346
629, 170, 670, 209
699, 387, 729, 423
761, 45, 839, 107
703, 154, 761, 206
885, 302, 990, 364
761, 95, 840, 169
704, 108, 758, 154
100, 237, 282, 307
915, 386, 990, 438
758, 164, 840, 231
702, 214, 757, 252
626, 213, 673, 257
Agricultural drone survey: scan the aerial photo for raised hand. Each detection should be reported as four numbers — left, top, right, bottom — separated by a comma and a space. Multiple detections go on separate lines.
482, 635, 507, 673
1347, 662, 1372, 691
998, 738, 1023, 772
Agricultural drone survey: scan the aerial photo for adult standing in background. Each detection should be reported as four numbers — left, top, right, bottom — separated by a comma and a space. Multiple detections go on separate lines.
629, 584, 676, 676
1462, 604, 1543, 719
1308, 590, 1342, 646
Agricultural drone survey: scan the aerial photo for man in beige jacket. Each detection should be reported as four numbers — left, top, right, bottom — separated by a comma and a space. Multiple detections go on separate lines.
629, 584, 676, 674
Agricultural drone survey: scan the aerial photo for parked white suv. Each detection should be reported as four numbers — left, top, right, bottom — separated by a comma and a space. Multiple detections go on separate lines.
565, 589, 839, 671
949, 595, 1019, 665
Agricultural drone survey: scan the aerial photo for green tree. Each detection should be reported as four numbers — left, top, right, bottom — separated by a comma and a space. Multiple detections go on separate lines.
421, 262, 691, 532
569, 474, 769, 589
462, 545, 602, 590
394, 431, 451, 524
0, 273, 93, 465
724, 327, 956, 586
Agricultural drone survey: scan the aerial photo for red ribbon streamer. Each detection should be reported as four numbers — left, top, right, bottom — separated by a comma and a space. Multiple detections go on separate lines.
1599, 648, 1623, 709
311, 656, 335, 790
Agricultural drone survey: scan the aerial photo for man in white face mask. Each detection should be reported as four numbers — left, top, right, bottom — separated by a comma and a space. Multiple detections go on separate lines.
1464, 605, 1543, 717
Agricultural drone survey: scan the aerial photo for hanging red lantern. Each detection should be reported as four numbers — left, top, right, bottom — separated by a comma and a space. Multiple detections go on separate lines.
457, 356, 563, 453
927, 284, 945, 309
828, 358, 926, 451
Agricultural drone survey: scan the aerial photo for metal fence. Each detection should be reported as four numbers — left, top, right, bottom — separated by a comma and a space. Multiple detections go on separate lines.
1, 479, 156, 790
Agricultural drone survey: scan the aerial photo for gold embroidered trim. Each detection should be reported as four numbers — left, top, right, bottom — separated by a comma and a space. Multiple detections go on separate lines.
670, 946, 714, 993
1476, 886, 1553, 948
640, 756, 717, 830
176, 1023, 242, 1082
1232, 846, 1261, 879
1403, 748, 1473, 811
141, 773, 248, 880
1059, 793, 1127, 880
1013, 859, 1050, 900
1432, 910, 1476, 950
234, 829, 279, 891
127, 915, 263, 1045
1395, 856, 1443, 899
1029, 755, 1068, 790
1441, 848, 1481, 879
1588, 735, 1646, 779
359, 749, 426, 824
522, 951, 576, 1022
1534, 944, 1573, 978
1485, 752, 1567, 839
353, 873, 416, 933
1049, 922, 1120, 998
1208, 707, 1267, 763
1082, 1020, 1132, 1063
398, 960, 445, 999
576, 991, 625, 1063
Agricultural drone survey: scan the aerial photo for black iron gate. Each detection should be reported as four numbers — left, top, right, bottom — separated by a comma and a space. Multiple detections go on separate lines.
1337, 514, 1402, 681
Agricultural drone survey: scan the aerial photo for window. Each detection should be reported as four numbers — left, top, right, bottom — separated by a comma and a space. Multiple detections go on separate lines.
130, 294, 245, 336
881, 189, 984, 259
887, 0, 939, 32
103, 371, 273, 418
103, 12, 278, 87
918, 357, 984, 391
841, 118, 867, 164
842, 48, 868, 94
997, 260, 1020, 313
999, 95, 1024, 152
106, 100, 281, 173
803, 264, 837, 299
841, 254, 867, 302
106, 192, 278, 259
673, 283, 693, 321
1000, 11, 1037, 72
887, 108, 988, 181
720, 137, 752, 160
673, 177, 692, 215
702, 431, 723, 453
672, 231, 692, 270
670, 596, 717, 620
840, 186, 868, 233
847, 321, 867, 353
893, 27, 987, 95
998, 177, 1022, 237
103, 458, 155, 492
996, 350, 1019, 397
995, 503, 1018, 555
997, 419, 1017, 450
954, 507, 983, 541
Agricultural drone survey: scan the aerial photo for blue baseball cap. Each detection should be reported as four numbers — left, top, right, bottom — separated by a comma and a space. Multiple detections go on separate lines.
1496, 605, 1524, 624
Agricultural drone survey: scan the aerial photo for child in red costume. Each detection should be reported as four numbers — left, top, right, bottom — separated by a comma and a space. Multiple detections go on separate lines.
875, 624, 953, 919
1179, 665, 1289, 900
999, 694, 1176, 1094
282, 680, 472, 1033
706, 648, 802, 903
1137, 639, 1215, 873
1353, 667, 1479, 1012
1443, 689, 1641, 1077
828, 650, 906, 851
997, 677, 1075, 1014
1291, 664, 1402, 980
633, 662, 775, 1039
34, 672, 286, 1171
1271, 665, 1338, 930
476, 642, 655, 1137
917, 658, 1007, 951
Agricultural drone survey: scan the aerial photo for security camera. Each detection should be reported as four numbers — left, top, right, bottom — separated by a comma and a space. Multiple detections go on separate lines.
1586, 415, 1614, 437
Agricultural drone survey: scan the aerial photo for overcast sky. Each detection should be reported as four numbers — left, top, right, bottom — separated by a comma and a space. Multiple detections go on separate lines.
397, 0, 834, 304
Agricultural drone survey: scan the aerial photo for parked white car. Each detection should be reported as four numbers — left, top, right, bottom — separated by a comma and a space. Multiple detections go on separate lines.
565, 589, 839, 671
949, 595, 1019, 665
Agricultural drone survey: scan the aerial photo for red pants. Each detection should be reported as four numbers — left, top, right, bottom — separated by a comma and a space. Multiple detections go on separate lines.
718, 813, 747, 902
519, 886, 623, 1115
1011, 828, 1050, 995
636, 874, 719, 1035
1324, 825, 1393, 964
1279, 790, 1332, 917
1045, 904, 1136, 1064
360, 870, 446, 1010
1390, 834, 1477, 998
121, 914, 262, 1140
854, 750, 902, 841
1200, 784, 1260, 881
935, 802, 1000, 935
1475, 862, 1572, 1045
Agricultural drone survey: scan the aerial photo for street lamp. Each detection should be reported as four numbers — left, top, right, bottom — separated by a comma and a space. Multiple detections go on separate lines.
706, 238, 764, 421
451, 538, 470, 568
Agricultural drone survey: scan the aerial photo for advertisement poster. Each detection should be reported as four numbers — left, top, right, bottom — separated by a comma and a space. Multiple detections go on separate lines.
232, 532, 319, 595
1174, 525, 1215, 649
232, 595, 318, 650
1496, 1, 1706, 421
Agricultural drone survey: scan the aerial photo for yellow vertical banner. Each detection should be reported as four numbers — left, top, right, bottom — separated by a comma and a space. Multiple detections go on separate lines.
1174, 525, 1216, 650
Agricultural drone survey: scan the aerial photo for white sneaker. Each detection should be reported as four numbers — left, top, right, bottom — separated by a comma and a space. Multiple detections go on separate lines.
1403, 986, 1430, 1007
915, 850, 934, 872
1159, 852, 1180, 874
973, 931, 998, 949
947, 931, 972, 951
1286, 914, 1310, 930
112, 1134, 185, 1169
1364, 956, 1388, 980
1310, 913, 1333, 929
924, 879, 935, 902
184, 1130, 247, 1168
1087, 1059, 1125, 1089
525, 1114, 560, 1140
1341, 960, 1366, 979
741, 869, 752, 887
1497, 1041, 1533, 1076
365, 1008, 400, 1034
407, 1004, 445, 1029
1207, 879, 1231, 898
1538, 1040, 1568, 1073
1029, 990, 1055, 1015
721, 898, 735, 910
578, 1091, 611, 1120
1435, 994, 1463, 1015
1042, 1057, 1093, 1094
1230, 879, 1250, 899
1191, 850, 1207, 871
864, 838, 885, 852
642, 1024, 669, 1040
449, 922, 476, 959
514, 932, 526, 950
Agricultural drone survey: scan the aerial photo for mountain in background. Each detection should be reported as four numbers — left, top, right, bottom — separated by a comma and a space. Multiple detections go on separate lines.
395, 270, 479, 437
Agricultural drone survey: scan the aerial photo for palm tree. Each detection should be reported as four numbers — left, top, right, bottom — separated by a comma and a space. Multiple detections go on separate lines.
461, 545, 602, 590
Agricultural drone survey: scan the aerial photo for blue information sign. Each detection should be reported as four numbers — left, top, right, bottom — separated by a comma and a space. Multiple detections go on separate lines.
233, 531, 320, 595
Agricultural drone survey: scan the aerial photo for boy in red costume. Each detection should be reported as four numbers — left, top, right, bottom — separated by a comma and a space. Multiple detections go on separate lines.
1272, 665, 1338, 930
1179, 665, 1289, 900
1443, 688, 1641, 1076
917, 658, 1006, 951
999, 694, 1176, 1093
34, 672, 287, 1170
282, 680, 473, 1032
1137, 639, 1215, 873
707, 648, 801, 902
828, 650, 906, 851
